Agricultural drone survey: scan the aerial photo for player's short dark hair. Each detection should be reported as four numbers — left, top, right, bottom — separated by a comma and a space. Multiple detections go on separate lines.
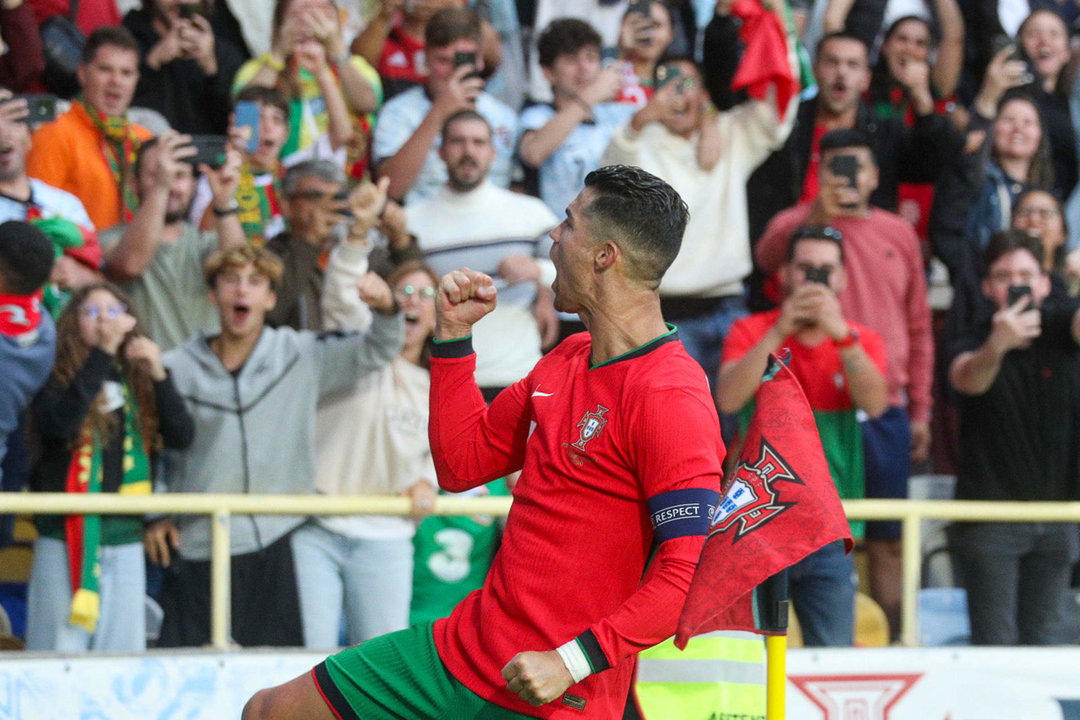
788, 225, 845, 263
582, 165, 688, 287
537, 18, 603, 69
82, 26, 138, 65
235, 85, 290, 120
984, 228, 1045, 272
0, 221, 55, 296
815, 30, 870, 62
426, 7, 482, 50
819, 128, 877, 164
441, 109, 491, 144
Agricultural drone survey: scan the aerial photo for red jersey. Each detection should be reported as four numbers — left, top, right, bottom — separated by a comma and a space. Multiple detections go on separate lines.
376, 24, 427, 101
429, 330, 725, 719
721, 309, 889, 411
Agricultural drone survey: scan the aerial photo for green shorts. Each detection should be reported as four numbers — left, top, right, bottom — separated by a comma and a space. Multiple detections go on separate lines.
313, 622, 537, 720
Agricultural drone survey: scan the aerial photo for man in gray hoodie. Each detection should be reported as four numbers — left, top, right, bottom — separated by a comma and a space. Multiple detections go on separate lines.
146, 244, 403, 647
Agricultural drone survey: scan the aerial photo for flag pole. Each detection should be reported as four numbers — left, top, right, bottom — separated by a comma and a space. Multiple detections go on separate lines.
758, 570, 790, 720
766, 635, 786, 720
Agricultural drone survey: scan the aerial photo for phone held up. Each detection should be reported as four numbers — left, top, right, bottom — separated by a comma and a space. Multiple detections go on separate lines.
453, 51, 479, 79
1007, 284, 1033, 307
19, 94, 58, 124
187, 135, 228, 169
804, 266, 832, 285
233, 100, 261, 155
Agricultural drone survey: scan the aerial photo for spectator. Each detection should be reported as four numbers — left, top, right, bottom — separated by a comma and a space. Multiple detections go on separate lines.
233, 0, 381, 171
25, 283, 193, 652
297, 259, 430, 649
26, 26, 153, 232
519, 18, 634, 219
147, 244, 402, 648
101, 131, 245, 351
352, 0, 502, 103
947, 228, 1080, 645
0, 0, 45, 92
718, 30, 954, 246
190, 86, 291, 246
0, 98, 101, 296
868, 5, 964, 247
601, 47, 798, 383
612, 0, 675, 107
373, 6, 517, 205
0, 221, 56, 488
1012, 188, 1075, 292
870, 2, 965, 109
717, 224, 888, 646
265, 161, 407, 331
1016, 8, 1077, 199
407, 110, 557, 396
930, 81, 1051, 324
123, 0, 245, 135
755, 128, 934, 642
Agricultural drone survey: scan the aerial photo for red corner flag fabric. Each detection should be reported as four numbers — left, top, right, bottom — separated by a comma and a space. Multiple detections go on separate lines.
730, 0, 799, 122
675, 355, 852, 648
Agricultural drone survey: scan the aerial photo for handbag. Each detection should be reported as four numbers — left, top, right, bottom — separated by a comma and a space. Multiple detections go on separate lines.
40, 0, 84, 99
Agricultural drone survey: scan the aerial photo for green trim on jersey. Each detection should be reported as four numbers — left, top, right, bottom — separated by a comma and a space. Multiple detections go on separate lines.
591, 324, 678, 369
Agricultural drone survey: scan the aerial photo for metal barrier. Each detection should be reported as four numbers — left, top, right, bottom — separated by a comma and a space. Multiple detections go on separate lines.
2, 494, 1079, 649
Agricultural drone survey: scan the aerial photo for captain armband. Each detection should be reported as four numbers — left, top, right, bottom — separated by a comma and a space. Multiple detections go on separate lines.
647, 488, 719, 543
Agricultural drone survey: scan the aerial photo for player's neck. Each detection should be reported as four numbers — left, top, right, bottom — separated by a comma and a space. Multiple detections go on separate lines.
584, 293, 668, 365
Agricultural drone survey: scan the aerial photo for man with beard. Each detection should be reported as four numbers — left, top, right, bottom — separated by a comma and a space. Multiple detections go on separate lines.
406, 110, 558, 398
101, 131, 245, 351
732, 30, 955, 244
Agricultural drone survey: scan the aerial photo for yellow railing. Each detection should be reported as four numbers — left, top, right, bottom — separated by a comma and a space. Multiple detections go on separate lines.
2, 494, 1079, 649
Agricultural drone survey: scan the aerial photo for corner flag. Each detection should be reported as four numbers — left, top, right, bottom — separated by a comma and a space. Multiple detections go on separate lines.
675, 354, 852, 647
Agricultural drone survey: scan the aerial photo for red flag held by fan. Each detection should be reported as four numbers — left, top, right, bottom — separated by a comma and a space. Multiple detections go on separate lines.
675, 354, 852, 648
730, 0, 799, 122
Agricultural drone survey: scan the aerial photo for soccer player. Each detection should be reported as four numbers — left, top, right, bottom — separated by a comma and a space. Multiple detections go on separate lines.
242, 164, 726, 719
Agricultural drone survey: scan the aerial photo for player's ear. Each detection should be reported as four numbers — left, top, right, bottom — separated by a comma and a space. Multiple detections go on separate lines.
594, 240, 619, 272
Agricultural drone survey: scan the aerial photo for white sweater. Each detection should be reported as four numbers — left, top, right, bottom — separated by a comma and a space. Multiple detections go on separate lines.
314, 241, 436, 540
601, 92, 797, 298
406, 182, 558, 388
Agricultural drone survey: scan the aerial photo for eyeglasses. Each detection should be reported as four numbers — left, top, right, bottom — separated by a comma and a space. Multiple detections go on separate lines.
395, 285, 436, 301
1014, 206, 1059, 221
790, 225, 843, 243
80, 303, 127, 319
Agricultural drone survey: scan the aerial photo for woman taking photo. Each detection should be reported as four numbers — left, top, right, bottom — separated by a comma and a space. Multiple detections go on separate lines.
25, 284, 193, 652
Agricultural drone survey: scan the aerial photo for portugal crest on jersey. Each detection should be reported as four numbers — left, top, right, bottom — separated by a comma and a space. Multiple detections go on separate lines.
711, 438, 803, 543
571, 405, 609, 452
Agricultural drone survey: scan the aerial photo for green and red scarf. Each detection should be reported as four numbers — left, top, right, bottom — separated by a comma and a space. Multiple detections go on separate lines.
63, 378, 151, 633
73, 97, 141, 224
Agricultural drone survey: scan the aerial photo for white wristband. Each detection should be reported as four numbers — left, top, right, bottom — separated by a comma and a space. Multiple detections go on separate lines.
556, 639, 592, 684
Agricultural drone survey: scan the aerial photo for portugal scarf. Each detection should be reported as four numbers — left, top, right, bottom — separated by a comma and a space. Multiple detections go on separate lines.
63, 377, 151, 633
74, 97, 141, 223
0, 292, 43, 337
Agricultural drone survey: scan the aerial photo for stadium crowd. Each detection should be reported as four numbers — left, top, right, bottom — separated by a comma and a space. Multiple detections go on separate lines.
0, 0, 1079, 671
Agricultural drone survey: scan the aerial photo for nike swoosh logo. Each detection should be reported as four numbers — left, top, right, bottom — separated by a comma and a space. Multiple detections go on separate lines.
532, 389, 554, 397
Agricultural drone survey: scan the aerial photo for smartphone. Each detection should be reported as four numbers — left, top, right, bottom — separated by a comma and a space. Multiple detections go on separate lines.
333, 188, 354, 221
187, 135, 227, 169
178, 3, 197, 19
829, 153, 858, 188
627, 0, 652, 18
655, 63, 682, 91
804, 266, 831, 285
17, 94, 57, 124
233, 100, 260, 154
1007, 284, 1033, 306
454, 50, 479, 79
990, 34, 1035, 84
